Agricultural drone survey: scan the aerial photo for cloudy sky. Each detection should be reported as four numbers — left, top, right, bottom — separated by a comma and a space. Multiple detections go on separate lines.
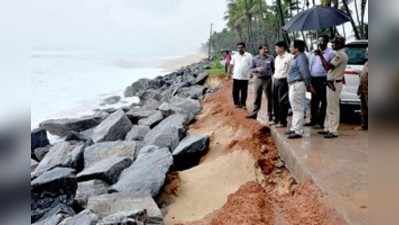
25, 0, 227, 56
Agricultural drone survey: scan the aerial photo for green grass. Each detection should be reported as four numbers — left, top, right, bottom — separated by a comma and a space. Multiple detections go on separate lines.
206, 58, 226, 77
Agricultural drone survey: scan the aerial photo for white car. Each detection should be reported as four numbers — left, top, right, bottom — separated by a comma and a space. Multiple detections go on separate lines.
341, 40, 368, 108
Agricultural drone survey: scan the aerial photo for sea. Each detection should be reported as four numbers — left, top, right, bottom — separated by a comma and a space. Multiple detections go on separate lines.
30, 49, 174, 130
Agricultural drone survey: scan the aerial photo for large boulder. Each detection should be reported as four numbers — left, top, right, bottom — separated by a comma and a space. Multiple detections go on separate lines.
124, 78, 164, 97
158, 96, 201, 122
33, 204, 75, 225
125, 125, 150, 141
86, 193, 163, 224
91, 110, 132, 143
175, 85, 207, 100
58, 209, 99, 225
126, 108, 158, 124
31, 128, 50, 152
194, 71, 209, 85
77, 156, 132, 184
65, 131, 94, 146
97, 210, 147, 225
32, 142, 85, 178
138, 111, 164, 128
172, 134, 209, 170
31, 159, 39, 172
109, 145, 173, 197
75, 180, 109, 208
143, 114, 187, 151
39, 115, 103, 137
83, 141, 138, 168
31, 167, 77, 222
33, 145, 52, 161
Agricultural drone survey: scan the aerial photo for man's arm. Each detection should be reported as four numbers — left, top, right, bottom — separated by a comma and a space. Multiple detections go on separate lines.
315, 50, 335, 71
228, 64, 234, 78
298, 55, 315, 93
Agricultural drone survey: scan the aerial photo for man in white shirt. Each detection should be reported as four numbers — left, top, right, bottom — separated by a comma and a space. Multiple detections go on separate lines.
229, 42, 253, 109
272, 41, 294, 127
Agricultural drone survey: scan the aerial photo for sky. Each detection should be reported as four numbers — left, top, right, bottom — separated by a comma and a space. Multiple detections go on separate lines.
24, 0, 227, 57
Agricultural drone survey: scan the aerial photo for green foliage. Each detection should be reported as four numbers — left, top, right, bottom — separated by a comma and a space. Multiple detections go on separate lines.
206, 58, 226, 77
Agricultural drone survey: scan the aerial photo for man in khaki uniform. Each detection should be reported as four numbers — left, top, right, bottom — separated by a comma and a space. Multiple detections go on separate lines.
316, 37, 348, 138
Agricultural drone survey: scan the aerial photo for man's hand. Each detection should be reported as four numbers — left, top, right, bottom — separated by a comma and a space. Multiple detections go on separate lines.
307, 84, 317, 94
314, 49, 322, 56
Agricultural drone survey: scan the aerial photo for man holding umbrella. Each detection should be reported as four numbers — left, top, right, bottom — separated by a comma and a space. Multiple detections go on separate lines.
317, 36, 348, 138
306, 35, 335, 129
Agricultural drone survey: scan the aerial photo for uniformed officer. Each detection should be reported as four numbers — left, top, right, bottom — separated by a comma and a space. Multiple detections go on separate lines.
316, 36, 349, 138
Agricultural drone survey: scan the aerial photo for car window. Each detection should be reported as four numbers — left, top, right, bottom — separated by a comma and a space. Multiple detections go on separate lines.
346, 45, 368, 65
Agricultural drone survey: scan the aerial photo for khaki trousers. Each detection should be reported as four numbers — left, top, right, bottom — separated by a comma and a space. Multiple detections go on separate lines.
288, 81, 306, 135
324, 82, 343, 134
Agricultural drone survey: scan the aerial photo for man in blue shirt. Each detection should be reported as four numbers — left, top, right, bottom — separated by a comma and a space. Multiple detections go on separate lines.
286, 40, 314, 139
306, 35, 335, 129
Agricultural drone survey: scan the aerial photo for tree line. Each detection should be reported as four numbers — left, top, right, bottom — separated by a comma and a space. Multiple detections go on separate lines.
204, 0, 368, 55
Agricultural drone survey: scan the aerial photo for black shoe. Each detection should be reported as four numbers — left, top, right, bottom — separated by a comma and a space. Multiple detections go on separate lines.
285, 130, 295, 135
304, 122, 315, 127
324, 133, 338, 139
313, 124, 324, 129
287, 133, 303, 139
318, 131, 329, 135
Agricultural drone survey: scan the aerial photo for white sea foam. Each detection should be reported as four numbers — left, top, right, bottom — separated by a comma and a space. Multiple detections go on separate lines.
30, 50, 170, 129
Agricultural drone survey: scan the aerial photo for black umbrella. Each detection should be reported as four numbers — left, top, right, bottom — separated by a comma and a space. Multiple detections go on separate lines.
282, 6, 351, 32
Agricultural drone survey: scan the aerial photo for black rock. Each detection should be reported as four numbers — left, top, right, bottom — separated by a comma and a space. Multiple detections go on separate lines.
34, 145, 52, 161
31, 167, 77, 222
139, 89, 163, 102
175, 85, 207, 100
75, 180, 109, 208
172, 134, 209, 170
32, 142, 85, 178
158, 96, 201, 123
65, 131, 94, 146
40, 115, 104, 137
124, 78, 164, 97
194, 71, 209, 85
91, 109, 132, 143
83, 141, 138, 168
109, 145, 173, 197
33, 204, 75, 225
77, 156, 132, 184
31, 159, 39, 173
31, 128, 50, 152
126, 108, 159, 124
87, 193, 163, 224
58, 209, 99, 225
125, 125, 150, 141
138, 111, 164, 128
143, 114, 187, 151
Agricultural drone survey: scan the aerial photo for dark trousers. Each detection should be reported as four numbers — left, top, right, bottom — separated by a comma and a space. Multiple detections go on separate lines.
251, 77, 273, 118
232, 79, 249, 107
309, 76, 327, 126
360, 93, 368, 129
273, 78, 289, 125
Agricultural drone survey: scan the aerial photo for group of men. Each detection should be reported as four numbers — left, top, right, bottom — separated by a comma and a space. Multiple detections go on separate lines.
227, 36, 360, 139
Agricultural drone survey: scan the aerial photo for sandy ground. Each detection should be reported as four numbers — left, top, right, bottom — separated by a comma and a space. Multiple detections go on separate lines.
159, 78, 348, 225
160, 53, 208, 72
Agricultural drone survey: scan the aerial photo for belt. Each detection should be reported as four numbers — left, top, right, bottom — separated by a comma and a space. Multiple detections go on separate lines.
335, 79, 344, 83
328, 79, 343, 83
288, 79, 304, 85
